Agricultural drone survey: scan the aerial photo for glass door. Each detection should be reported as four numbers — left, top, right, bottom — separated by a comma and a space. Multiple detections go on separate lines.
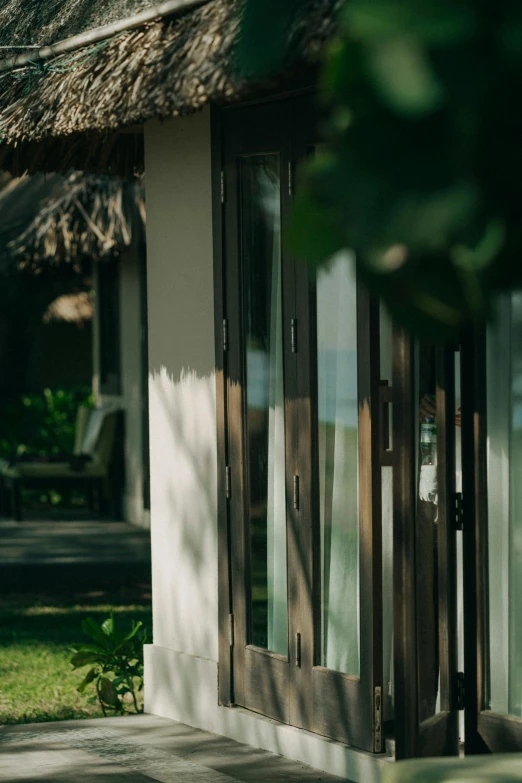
292, 96, 384, 753
392, 328, 459, 758
221, 96, 385, 751
463, 294, 522, 752
224, 101, 295, 723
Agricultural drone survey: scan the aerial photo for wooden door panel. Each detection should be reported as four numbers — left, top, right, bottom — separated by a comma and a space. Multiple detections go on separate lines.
221, 94, 384, 753
244, 647, 290, 722
392, 329, 459, 758
312, 668, 373, 750
224, 100, 294, 723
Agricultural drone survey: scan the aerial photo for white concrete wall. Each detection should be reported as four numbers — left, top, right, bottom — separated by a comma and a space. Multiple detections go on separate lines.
93, 245, 149, 528
143, 109, 218, 663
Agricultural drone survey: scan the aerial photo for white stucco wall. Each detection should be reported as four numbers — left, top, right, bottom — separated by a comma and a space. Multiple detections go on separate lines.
144, 109, 218, 664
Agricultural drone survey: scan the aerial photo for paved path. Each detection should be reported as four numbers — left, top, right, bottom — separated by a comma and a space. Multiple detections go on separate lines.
0, 714, 346, 783
0, 519, 150, 566
0, 517, 151, 593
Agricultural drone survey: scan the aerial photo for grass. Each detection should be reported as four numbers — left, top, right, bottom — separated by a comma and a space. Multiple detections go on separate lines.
0, 577, 152, 725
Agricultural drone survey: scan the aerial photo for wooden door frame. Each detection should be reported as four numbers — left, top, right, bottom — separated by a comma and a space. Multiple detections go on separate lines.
221, 99, 296, 723
214, 93, 384, 752
291, 96, 383, 752
392, 326, 459, 759
212, 105, 234, 707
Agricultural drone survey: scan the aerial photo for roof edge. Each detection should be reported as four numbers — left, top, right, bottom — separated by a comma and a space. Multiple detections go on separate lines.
0, 0, 212, 74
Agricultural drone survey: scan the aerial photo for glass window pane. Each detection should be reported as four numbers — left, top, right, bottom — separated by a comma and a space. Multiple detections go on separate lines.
486, 292, 522, 716
415, 343, 440, 722
317, 251, 360, 676
240, 154, 288, 655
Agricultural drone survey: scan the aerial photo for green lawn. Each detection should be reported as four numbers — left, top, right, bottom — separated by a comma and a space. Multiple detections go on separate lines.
0, 580, 152, 725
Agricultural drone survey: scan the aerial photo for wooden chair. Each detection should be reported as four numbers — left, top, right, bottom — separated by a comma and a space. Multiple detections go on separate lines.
0, 406, 124, 521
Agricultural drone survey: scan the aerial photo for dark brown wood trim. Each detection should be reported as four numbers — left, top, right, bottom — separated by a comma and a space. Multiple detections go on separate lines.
357, 287, 384, 749
219, 75, 317, 114
211, 105, 234, 706
417, 711, 454, 757
461, 328, 489, 753
392, 325, 418, 759
436, 345, 458, 724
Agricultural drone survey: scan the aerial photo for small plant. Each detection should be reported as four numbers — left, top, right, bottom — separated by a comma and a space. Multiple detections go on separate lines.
70, 613, 147, 716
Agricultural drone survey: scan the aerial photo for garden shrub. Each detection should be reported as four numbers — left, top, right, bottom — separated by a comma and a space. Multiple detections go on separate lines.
0, 386, 94, 460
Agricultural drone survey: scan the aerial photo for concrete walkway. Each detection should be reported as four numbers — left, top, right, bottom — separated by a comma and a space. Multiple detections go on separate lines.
0, 518, 151, 593
0, 714, 347, 783
0, 519, 150, 566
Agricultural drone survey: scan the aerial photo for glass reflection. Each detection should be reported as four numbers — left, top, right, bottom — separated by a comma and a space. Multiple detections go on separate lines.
317, 252, 360, 676
416, 344, 440, 721
240, 155, 288, 655
487, 292, 522, 716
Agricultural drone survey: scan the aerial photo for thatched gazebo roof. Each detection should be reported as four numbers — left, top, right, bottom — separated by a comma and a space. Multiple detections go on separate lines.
0, 0, 337, 176
43, 291, 94, 324
0, 171, 145, 271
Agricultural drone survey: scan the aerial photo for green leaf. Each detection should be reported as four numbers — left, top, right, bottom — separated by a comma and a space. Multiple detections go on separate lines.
70, 651, 102, 669
233, 0, 304, 78
343, 0, 476, 46
366, 39, 444, 116
101, 616, 114, 637
112, 676, 126, 687
288, 190, 346, 265
122, 620, 143, 644
99, 677, 121, 708
77, 667, 98, 693
82, 618, 110, 648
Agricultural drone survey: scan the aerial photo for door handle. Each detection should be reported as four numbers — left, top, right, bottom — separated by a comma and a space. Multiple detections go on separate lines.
295, 632, 301, 667
380, 380, 392, 466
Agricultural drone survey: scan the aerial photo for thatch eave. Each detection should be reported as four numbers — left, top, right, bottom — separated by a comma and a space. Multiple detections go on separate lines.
43, 291, 94, 324
0, 0, 338, 176
0, 172, 145, 270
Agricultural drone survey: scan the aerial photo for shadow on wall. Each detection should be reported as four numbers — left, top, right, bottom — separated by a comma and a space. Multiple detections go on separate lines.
148, 364, 218, 665
144, 365, 387, 782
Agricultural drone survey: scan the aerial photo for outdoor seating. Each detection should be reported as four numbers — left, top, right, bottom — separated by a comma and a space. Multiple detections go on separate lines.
0, 405, 124, 521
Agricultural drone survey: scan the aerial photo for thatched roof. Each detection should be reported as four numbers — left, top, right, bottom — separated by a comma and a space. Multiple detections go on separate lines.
0, 0, 337, 176
0, 0, 159, 47
43, 291, 94, 324
0, 172, 145, 270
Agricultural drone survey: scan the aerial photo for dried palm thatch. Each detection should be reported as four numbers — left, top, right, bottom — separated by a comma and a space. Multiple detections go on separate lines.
0, 0, 337, 175
43, 291, 94, 324
0, 172, 145, 271
0, 0, 158, 47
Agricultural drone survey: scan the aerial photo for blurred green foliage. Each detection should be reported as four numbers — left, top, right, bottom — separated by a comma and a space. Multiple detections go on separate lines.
0, 386, 94, 460
235, 0, 522, 337
382, 753, 522, 782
